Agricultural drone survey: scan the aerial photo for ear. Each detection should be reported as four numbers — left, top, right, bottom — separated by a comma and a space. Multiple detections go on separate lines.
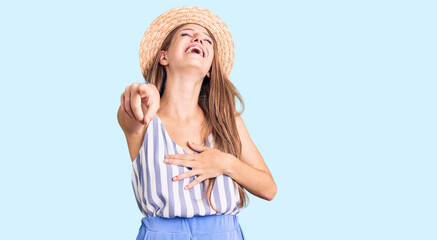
159, 50, 168, 66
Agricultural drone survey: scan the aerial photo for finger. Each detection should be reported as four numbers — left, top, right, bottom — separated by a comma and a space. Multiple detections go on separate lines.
141, 96, 153, 125
130, 86, 145, 123
137, 83, 149, 97
163, 158, 196, 168
187, 141, 208, 152
172, 169, 200, 182
139, 84, 159, 125
137, 84, 150, 124
120, 93, 131, 118
165, 154, 194, 160
144, 98, 159, 125
123, 89, 135, 119
185, 176, 206, 190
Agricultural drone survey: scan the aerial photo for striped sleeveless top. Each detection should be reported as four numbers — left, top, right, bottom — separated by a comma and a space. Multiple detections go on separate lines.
131, 114, 242, 218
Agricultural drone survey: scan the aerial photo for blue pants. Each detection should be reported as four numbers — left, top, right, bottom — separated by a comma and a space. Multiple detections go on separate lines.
136, 214, 245, 240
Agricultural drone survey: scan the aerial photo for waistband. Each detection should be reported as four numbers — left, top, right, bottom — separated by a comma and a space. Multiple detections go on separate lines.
141, 214, 240, 234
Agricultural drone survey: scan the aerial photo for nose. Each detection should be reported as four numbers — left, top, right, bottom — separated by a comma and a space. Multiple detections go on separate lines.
192, 34, 203, 44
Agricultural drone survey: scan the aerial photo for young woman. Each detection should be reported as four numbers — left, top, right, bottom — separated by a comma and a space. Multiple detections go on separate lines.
117, 6, 277, 240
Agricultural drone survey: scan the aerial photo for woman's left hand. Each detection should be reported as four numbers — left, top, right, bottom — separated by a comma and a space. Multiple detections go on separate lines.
163, 141, 233, 190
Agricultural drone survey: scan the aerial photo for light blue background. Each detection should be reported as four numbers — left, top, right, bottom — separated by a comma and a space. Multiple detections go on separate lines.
1, 0, 435, 239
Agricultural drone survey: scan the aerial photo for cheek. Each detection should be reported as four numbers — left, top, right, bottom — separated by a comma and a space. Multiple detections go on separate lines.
169, 41, 185, 56
207, 49, 214, 62
168, 46, 183, 61
209, 54, 214, 66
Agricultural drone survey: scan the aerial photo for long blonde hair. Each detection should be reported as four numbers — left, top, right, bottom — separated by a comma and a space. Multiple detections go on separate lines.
142, 23, 249, 211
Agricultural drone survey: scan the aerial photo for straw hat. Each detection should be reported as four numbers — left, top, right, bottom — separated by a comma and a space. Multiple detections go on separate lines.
139, 6, 234, 79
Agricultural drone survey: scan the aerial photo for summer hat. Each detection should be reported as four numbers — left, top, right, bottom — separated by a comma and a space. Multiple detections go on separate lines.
139, 6, 234, 79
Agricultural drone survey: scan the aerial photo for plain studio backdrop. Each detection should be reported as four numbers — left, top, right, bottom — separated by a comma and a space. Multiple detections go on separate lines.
0, 0, 435, 239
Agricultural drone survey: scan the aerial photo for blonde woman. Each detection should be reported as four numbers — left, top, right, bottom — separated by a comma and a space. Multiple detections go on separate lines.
117, 6, 277, 240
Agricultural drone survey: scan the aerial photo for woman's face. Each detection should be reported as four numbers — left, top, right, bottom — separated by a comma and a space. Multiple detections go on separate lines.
159, 23, 214, 78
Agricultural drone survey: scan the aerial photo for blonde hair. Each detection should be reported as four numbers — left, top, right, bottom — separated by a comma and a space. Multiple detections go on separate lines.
143, 23, 249, 211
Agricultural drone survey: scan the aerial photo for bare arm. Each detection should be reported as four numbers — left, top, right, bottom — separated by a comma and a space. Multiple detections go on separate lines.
118, 83, 160, 161
225, 114, 277, 201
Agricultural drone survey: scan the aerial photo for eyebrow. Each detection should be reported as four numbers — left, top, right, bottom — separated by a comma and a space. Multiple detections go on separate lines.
181, 28, 212, 38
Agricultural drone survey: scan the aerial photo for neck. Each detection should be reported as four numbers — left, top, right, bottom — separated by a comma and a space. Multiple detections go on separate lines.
158, 70, 205, 122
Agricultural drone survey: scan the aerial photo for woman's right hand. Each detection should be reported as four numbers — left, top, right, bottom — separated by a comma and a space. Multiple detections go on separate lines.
121, 82, 160, 126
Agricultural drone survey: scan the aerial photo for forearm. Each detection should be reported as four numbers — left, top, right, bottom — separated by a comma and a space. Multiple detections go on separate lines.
225, 156, 277, 201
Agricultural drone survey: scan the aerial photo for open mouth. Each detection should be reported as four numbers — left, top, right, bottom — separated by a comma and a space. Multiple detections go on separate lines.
185, 45, 204, 57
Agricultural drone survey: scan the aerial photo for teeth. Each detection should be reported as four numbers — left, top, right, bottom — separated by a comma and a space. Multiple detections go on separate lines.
186, 46, 203, 56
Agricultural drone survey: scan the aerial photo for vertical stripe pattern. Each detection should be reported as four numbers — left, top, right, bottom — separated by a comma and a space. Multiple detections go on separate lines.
131, 115, 242, 218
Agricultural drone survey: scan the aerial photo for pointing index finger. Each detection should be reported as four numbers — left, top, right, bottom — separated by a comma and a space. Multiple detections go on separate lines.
131, 89, 144, 123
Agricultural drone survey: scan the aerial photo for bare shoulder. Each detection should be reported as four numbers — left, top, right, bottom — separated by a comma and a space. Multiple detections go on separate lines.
123, 121, 150, 162
233, 111, 272, 175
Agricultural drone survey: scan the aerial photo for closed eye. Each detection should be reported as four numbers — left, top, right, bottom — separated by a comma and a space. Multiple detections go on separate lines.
181, 33, 212, 44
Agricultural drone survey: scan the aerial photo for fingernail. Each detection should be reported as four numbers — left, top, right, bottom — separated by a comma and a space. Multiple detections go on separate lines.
184, 186, 188, 190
